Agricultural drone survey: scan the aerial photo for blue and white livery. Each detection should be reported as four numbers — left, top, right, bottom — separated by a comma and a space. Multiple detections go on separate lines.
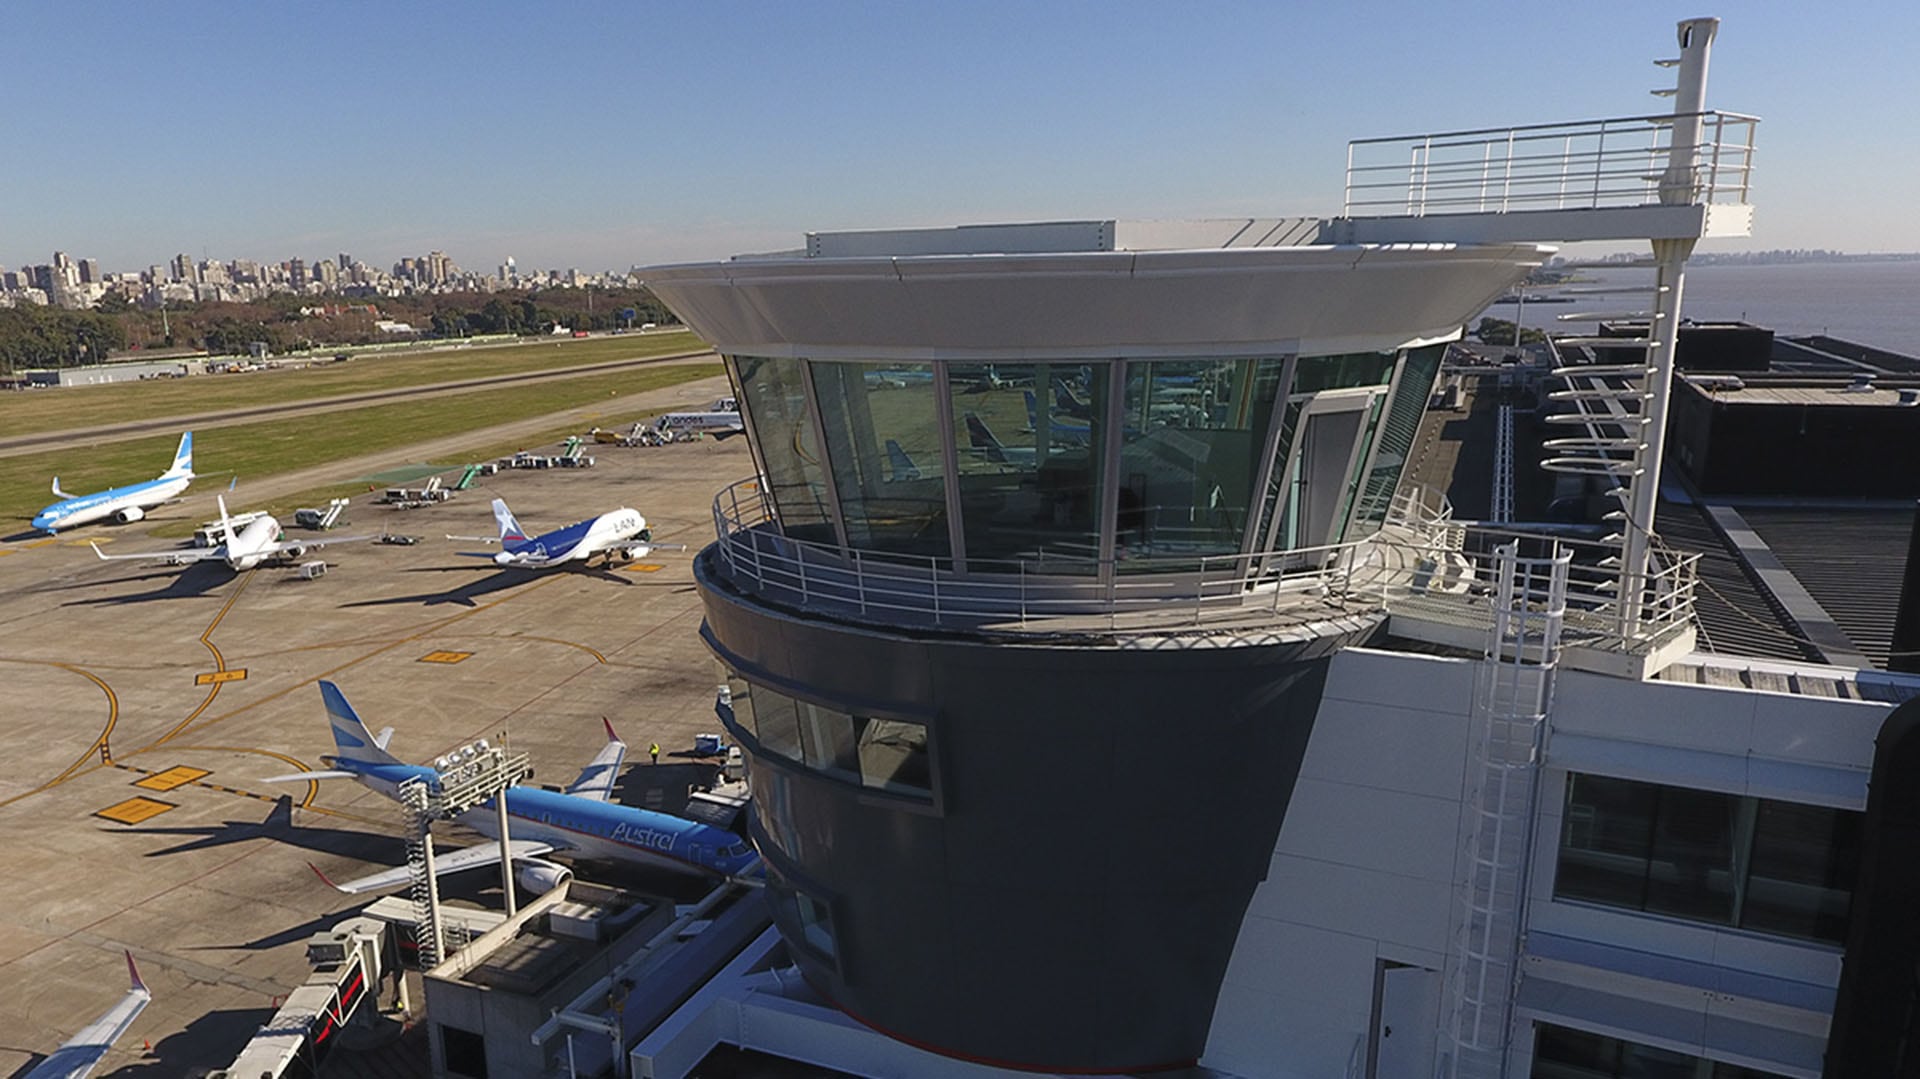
457, 497, 658, 568
274, 681, 758, 894
32, 432, 195, 534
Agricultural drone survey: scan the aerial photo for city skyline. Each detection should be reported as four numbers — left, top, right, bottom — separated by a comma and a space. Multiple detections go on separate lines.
4, 3, 1916, 271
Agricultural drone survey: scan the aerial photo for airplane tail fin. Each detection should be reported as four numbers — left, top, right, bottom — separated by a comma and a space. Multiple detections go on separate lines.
964, 413, 1008, 464
885, 439, 921, 481
126, 950, 149, 997
51, 477, 71, 499
492, 498, 528, 543
319, 681, 401, 766
162, 432, 194, 479
216, 494, 236, 545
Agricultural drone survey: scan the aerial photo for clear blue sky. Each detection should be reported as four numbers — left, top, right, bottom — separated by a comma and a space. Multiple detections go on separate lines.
3, 2, 1915, 275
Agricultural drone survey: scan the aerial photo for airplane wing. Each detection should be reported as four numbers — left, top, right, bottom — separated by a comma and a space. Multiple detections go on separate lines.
24, 951, 151, 1079
565, 719, 627, 802
259, 533, 378, 560
89, 542, 223, 565
310, 838, 560, 895
445, 534, 500, 544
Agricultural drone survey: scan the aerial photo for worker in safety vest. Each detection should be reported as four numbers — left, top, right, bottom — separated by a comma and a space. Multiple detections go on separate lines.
650, 742, 660, 764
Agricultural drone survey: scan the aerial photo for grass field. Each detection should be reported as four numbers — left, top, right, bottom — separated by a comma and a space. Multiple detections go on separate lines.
0, 330, 707, 437
3, 360, 725, 532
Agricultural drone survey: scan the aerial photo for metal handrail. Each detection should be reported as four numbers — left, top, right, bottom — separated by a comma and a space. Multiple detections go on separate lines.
708, 479, 1696, 648
1343, 110, 1757, 217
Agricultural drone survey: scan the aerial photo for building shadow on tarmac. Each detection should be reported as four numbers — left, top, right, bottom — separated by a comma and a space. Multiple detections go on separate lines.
57, 562, 235, 606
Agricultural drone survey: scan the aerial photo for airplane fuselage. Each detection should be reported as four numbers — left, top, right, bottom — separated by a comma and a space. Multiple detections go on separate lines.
32, 474, 192, 534
335, 758, 754, 878
497, 508, 648, 568
220, 515, 289, 571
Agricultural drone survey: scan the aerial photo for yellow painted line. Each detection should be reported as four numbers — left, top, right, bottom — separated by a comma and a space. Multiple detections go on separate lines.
0, 549, 14, 557
622, 563, 665, 573
194, 669, 249, 685
135, 765, 211, 791
63, 537, 102, 547
96, 796, 177, 824
21, 538, 58, 549
418, 650, 473, 664
155, 571, 254, 747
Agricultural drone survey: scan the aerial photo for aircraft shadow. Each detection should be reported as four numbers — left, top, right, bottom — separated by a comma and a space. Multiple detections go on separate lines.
114, 795, 397, 870
340, 563, 629, 608
59, 562, 234, 606
93, 1005, 276, 1079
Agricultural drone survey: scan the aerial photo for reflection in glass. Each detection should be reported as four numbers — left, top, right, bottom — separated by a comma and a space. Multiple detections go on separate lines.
1114, 358, 1285, 568
811, 362, 952, 559
948, 363, 1106, 573
735, 681, 933, 800
731, 356, 835, 544
1353, 344, 1444, 532
1556, 773, 1860, 946
857, 718, 931, 796
1291, 351, 1397, 394
1531, 1022, 1790, 1079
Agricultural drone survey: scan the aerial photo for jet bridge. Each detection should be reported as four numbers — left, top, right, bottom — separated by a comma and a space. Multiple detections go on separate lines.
206, 917, 392, 1079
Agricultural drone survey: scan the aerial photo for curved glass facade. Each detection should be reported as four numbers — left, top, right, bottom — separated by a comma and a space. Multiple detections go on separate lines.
730, 348, 1438, 575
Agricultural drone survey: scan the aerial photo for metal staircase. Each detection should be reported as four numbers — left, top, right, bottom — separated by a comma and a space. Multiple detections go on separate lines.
399, 776, 444, 969
1444, 542, 1570, 1079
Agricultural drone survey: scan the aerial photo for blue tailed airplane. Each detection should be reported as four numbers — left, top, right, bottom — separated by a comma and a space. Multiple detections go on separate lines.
32, 433, 194, 533
273, 681, 758, 894
453, 498, 665, 569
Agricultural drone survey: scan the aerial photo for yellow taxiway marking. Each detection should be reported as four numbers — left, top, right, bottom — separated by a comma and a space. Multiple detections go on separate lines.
135, 765, 212, 792
418, 650, 473, 664
622, 563, 665, 573
194, 669, 248, 685
0, 549, 14, 557
21, 538, 58, 549
96, 796, 177, 824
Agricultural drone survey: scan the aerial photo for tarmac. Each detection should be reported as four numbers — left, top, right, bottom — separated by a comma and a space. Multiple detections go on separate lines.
0, 370, 758, 1076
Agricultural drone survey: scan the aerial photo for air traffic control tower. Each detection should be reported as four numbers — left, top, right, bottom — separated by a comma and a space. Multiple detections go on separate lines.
644, 230, 1543, 1071
638, 16, 1757, 1076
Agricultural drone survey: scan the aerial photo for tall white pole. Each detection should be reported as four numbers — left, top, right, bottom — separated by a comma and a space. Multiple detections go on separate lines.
497, 792, 518, 918
1623, 17, 1715, 638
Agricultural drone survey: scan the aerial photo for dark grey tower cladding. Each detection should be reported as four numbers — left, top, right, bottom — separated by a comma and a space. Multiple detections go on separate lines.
645, 221, 1541, 1071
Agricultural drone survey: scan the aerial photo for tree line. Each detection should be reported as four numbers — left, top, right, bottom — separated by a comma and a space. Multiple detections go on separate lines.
0, 287, 681, 371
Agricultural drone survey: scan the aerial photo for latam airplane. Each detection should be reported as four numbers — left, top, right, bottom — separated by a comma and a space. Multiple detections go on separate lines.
89, 496, 369, 572
23, 952, 150, 1079
31, 432, 195, 533
275, 682, 758, 894
456, 498, 665, 569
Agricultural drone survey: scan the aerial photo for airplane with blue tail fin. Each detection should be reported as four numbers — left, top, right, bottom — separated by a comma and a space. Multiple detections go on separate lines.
451, 498, 673, 569
269, 682, 758, 894
32, 433, 194, 533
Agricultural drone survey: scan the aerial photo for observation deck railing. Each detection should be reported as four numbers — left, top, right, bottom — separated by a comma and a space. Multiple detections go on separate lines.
708, 478, 1698, 652
1342, 110, 1757, 218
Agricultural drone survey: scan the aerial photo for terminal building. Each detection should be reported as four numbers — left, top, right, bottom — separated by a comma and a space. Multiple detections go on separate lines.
599, 18, 1920, 1079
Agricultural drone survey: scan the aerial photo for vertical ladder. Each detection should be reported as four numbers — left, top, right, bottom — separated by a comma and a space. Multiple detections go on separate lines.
1444, 541, 1569, 1079
399, 777, 443, 969
1491, 402, 1516, 525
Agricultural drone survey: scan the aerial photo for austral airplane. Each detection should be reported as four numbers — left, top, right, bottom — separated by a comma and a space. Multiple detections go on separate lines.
23, 952, 151, 1079
274, 682, 758, 895
89, 496, 370, 572
31, 432, 194, 533
453, 498, 668, 569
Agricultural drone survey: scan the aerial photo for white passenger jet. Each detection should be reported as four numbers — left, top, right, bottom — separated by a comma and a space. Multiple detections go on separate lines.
31, 432, 194, 533
273, 682, 758, 894
23, 952, 151, 1079
89, 496, 369, 572
652, 397, 744, 438
454, 498, 666, 568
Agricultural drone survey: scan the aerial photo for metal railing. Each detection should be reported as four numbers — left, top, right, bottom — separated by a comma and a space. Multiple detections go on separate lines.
709, 478, 1697, 649
1343, 110, 1757, 218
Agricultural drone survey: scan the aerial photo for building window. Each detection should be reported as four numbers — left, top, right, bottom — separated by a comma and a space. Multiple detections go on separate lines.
810, 360, 952, 559
440, 1024, 489, 1078
770, 871, 839, 965
728, 678, 934, 801
730, 356, 836, 545
1532, 1021, 1790, 1078
948, 361, 1107, 573
1556, 773, 1862, 945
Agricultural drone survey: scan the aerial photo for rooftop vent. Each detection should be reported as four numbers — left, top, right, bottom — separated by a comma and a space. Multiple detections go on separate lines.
1845, 374, 1878, 393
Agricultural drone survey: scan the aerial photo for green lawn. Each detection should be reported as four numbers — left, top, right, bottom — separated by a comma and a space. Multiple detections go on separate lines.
3, 360, 725, 532
0, 330, 708, 437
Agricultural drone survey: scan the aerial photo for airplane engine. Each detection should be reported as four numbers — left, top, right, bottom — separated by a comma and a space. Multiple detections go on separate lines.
280, 543, 307, 560
114, 506, 146, 524
516, 860, 573, 894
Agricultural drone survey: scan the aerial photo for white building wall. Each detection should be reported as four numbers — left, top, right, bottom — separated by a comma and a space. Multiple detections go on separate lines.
1203, 646, 1479, 1078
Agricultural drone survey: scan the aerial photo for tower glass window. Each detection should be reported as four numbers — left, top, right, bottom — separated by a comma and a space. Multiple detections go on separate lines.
811, 361, 952, 559
948, 362, 1108, 572
733, 357, 835, 545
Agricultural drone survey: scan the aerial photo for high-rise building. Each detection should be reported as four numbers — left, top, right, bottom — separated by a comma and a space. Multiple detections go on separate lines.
288, 259, 307, 289
171, 253, 195, 283
78, 258, 99, 284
